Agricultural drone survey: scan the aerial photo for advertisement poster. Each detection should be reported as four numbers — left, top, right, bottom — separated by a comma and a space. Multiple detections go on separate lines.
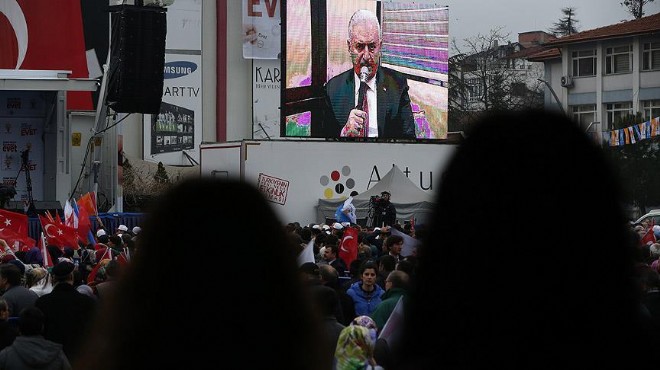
143, 0, 202, 165
252, 58, 281, 139
242, 0, 280, 59
0, 92, 46, 202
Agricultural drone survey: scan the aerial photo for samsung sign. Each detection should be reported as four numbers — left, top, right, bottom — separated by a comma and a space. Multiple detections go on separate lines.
163, 61, 197, 79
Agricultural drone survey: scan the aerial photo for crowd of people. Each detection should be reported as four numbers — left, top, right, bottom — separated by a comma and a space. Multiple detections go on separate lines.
0, 109, 659, 369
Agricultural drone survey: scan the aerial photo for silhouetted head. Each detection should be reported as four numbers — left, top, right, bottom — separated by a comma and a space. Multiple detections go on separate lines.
395, 109, 656, 369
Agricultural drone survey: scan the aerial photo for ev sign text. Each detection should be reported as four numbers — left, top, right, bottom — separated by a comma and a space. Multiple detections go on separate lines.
242, 0, 280, 59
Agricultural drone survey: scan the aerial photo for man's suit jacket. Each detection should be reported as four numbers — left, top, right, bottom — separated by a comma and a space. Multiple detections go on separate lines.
322, 66, 416, 139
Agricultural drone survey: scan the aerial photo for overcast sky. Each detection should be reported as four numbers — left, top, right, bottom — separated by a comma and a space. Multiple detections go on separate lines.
446, 0, 660, 52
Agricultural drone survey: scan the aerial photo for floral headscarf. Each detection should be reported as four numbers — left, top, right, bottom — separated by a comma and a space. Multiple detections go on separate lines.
334, 325, 376, 370
350, 315, 378, 343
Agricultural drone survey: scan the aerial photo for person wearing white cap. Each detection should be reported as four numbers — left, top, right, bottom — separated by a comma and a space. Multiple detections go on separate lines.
132, 226, 142, 235
115, 225, 129, 238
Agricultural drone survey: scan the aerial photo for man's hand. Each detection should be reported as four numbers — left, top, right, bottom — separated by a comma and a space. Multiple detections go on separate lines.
341, 108, 368, 137
0, 239, 8, 251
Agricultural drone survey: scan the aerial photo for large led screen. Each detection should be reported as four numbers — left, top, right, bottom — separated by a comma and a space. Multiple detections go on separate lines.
282, 0, 448, 140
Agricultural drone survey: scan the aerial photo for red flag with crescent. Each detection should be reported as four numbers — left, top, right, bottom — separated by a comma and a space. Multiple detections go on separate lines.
38, 214, 80, 250
339, 226, 359, 268
0, 0, 91, 110
0, 209, 35, 248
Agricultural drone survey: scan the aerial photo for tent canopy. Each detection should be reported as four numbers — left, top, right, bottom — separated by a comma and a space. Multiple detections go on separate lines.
316, 164, 435, 228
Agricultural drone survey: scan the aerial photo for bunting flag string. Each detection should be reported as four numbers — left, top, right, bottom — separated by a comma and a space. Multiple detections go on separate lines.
603, 117, 660, 146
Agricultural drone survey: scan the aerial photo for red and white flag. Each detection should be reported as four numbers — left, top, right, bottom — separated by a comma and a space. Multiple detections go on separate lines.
0, 209, 35, 248
0, 0, 92, 110
339, 226, 359, 268
39, 232, 53, 269
38, 214, 79, 250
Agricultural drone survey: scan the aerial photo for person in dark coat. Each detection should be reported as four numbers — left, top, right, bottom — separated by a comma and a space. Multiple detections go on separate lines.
0, 263, 38, 317
34, 261, 96, 364
310, 284, 345, 370
0, 298, 17, 351
0, 306, 70, 370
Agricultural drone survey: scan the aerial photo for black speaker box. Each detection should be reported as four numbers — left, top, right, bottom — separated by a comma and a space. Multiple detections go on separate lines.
4, 201, 25, 213
34, 201, 63, 217
107, 5, 167, 114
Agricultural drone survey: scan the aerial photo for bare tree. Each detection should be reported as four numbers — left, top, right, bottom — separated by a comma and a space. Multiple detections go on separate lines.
549, 7, 580, 37
448, 28, 544, 131
621, 0, 655, 18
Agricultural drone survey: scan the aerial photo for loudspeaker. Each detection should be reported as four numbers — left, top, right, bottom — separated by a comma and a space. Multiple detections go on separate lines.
107, 5, 167, 114
4, 201, 25, 213
34, 201, 63, 217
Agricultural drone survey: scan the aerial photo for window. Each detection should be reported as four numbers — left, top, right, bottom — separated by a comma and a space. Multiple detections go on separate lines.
572, 49, 597, 77
571, 104, 596, 130
466, 78, 482, 103
643, 42, 660, 71
642, 100, 660, 120
606, 102, 633, 130
605, 45, 632, 74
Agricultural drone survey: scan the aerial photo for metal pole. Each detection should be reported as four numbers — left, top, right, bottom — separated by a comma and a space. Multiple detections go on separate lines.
537, 78, 566, 115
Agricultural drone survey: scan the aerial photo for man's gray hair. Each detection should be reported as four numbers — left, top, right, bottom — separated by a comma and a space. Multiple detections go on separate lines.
348, 9, 381, 40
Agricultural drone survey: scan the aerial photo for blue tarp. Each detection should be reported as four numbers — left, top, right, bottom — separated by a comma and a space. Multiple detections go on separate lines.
27, 212, 145, 243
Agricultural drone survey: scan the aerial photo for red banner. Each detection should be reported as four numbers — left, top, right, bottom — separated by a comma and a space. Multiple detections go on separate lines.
0, 0, 92, 110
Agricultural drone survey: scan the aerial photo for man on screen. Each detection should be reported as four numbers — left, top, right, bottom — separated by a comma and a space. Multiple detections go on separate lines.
322, 9, 416, 139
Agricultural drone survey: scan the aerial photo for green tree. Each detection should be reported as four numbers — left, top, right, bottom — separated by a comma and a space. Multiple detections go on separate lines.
621, 0, 655, 18
154, 162, 170, 184
549, 7, 580, 37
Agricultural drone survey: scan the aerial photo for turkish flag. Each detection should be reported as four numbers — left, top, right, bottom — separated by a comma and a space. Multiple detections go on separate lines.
0, 0, 92, 110
0, 209, 35, 248
0, 209, 28, 234
339, 226, 359, 268
38, 214, 80, 250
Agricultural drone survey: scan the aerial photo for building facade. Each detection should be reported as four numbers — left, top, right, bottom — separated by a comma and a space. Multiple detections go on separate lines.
528, 12, 660, 135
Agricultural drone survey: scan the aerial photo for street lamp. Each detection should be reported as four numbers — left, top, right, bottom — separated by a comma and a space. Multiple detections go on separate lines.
537, 78, 566, 115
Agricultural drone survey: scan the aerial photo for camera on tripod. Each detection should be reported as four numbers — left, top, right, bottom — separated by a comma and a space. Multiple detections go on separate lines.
370, 195, 383, 206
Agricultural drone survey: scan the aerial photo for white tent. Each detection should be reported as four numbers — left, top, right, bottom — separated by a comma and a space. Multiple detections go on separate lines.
316, 164, 435, 227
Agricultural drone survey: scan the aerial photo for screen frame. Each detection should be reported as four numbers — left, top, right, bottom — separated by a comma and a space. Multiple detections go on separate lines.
280, 0, 448, 142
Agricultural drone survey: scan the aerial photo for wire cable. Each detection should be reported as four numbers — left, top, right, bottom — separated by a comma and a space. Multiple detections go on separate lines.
69, 112, 132, 201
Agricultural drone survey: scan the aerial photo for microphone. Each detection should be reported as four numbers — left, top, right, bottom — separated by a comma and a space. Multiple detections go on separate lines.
359, 66, 369, 83
356, 66, 369, 110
